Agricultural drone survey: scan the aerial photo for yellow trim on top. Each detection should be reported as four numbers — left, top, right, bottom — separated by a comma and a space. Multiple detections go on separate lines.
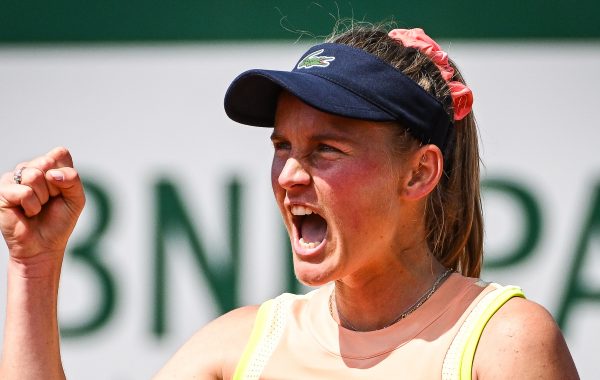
459, 286, 525, 379
232, 299, 274, 380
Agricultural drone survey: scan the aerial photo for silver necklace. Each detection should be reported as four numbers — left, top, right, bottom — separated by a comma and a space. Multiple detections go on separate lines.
329, 268, 453, 332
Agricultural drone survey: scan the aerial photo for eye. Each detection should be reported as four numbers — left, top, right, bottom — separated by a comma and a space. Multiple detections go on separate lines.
272, 140, 291, 151
317, 143, 341, 153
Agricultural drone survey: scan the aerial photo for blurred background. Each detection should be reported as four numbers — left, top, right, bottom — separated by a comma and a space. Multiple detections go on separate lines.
1, 1, 599, 378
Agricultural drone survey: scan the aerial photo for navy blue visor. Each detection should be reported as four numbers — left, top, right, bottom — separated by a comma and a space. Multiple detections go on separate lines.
224, 43, 452, 149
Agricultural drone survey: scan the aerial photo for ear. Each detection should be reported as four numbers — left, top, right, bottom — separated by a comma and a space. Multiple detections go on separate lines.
401, 144, 444, 200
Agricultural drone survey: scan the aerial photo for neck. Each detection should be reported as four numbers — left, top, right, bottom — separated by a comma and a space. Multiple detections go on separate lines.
331, 249, 450, 332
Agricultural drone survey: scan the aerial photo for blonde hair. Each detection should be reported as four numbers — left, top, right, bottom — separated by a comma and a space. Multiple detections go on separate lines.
328, 25, 484, 277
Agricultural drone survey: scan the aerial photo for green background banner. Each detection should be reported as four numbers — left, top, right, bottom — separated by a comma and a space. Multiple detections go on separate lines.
2, 0, 600, 43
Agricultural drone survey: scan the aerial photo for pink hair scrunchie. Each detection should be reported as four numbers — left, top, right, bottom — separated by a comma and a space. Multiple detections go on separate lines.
388, 28, 473, 121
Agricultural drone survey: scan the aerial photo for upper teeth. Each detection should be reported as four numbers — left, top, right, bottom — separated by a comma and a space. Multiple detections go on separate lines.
291, 205, 314, 216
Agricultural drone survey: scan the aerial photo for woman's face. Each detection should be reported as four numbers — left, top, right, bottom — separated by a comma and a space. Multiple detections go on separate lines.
271, 93, 414, 286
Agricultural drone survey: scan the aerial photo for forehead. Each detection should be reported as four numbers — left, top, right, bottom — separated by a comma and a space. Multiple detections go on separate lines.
273, 92, 396, 142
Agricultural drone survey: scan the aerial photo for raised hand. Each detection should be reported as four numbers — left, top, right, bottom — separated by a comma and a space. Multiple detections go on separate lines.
0, 147, 85, 380
0, 146, 85, 263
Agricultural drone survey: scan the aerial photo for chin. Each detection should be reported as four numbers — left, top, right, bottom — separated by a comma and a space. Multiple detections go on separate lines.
293, 260, 335, 287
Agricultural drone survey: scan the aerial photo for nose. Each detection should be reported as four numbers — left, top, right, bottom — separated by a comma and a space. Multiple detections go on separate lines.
277, 157, 311, 190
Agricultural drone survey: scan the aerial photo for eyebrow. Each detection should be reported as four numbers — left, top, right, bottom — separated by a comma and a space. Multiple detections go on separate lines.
270, 131, 283, 141
270, 130, 356, 144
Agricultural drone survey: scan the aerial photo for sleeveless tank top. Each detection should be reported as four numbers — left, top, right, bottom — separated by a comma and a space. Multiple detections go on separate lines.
233, 274, 524, 379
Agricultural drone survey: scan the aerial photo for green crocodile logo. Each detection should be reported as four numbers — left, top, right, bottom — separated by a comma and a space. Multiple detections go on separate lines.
296, 49, 335, 69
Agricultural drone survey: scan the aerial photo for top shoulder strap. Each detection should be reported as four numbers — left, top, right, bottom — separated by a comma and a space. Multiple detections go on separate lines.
232, 293, 295, 380
442, 284, 525, 380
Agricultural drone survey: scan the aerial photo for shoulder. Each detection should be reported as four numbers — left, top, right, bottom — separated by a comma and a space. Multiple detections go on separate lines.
153, 305, 260, 380
473, 296, 579, 379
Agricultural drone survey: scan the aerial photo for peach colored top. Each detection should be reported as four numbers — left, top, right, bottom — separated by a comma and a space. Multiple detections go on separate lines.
234, 274, 524, 379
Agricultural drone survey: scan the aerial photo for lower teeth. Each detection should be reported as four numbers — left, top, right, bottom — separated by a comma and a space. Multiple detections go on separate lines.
299, 237, 320, 249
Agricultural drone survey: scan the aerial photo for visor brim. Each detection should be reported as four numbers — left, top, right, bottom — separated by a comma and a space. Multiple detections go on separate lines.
224, 68, 396, 128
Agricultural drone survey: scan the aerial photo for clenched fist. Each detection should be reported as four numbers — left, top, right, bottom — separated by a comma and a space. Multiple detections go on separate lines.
0, 147, 85, 264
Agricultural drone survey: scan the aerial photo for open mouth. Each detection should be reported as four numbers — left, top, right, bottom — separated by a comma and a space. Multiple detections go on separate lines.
291, 205, 328, 250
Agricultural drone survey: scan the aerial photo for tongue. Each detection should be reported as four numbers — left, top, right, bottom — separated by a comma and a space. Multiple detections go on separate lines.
300, 214, 327, 243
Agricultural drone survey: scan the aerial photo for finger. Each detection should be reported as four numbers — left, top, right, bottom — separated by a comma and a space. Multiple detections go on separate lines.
0, 184, 42, 217
17, 167, 50, 206
46, 146, 74, 169
0, 171, 17, 185
3, 147, 75, 196
0, 163, 27, 186
14, 147, 73, 173
17, 155, 56, 174
18, 154, 60, 196
45, 168, 86, 214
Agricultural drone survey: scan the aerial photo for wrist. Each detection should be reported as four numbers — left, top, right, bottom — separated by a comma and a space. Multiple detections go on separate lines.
8, 251, 64, 280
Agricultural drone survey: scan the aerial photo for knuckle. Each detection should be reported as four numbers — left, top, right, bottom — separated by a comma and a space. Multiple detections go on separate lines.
54, 146, 69, 155
28, 202, 42, 216
53, 146, 72, 160
38, 156, 56, 169
22, 186, 35, 199
33, 168, 46, 181
24, 168, 45, 183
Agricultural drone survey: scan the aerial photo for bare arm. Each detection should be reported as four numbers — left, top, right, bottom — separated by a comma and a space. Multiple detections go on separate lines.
473, 297, 579, 380
0, 147, 85, 379
153, 305, 258, 379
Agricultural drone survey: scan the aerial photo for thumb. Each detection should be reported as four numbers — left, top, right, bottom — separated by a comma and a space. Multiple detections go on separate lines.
45, 168, 86, 213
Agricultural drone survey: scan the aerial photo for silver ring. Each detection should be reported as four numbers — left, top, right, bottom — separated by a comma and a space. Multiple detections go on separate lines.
13, 167, 25, 185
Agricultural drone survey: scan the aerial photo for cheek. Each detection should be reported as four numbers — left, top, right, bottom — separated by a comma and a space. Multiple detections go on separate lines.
324, 161, 399, 229
331, 159, 394, 194
271, 157, 284, 190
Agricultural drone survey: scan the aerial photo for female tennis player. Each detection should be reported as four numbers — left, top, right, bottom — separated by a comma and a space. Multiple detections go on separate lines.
0, 25, 579, 379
